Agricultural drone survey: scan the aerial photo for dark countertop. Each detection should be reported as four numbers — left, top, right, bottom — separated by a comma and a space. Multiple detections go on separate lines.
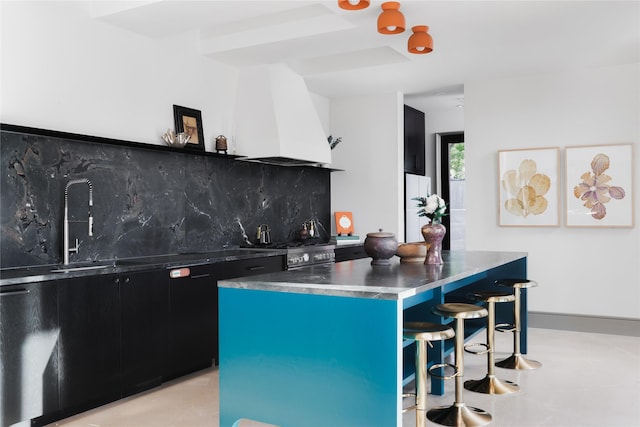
219, 250, 527, 300
0, 248, 287, 286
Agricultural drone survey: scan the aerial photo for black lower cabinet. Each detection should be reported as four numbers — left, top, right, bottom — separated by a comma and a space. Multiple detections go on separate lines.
58, 269, 170, 419
0, 282, 59, 427
120, 269, 170, 397
168, 263, 218, 379
335, 244, 368, 262
58, 274, 121, 416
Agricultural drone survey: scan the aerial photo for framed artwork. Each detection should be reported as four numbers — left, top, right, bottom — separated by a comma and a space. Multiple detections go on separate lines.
565, 143, 634, 228
335, 211, 354, 235
498, 147, 560, 227
173, 105, 205, 151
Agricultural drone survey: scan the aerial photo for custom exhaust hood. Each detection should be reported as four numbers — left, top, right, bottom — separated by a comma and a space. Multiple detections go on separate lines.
234, 64, 332, 167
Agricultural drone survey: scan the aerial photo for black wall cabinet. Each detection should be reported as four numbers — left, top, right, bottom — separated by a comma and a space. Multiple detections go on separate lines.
404, 105, 426, 175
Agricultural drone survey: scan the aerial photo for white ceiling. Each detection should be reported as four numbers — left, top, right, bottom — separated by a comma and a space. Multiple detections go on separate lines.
89, 0, 639, 106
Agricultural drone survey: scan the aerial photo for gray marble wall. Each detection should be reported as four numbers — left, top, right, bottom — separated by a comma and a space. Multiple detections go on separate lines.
1, 127, 331, 268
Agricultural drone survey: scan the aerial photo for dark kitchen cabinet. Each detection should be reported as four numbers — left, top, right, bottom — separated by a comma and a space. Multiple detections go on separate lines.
0, 282, 59, 427
58, 269, 170, 415
120, 269, 170, 397
168, 263, 218, 379
58, 274, 121, 414
168, 256, 285, 379
404, 105, 426, 175
334, 244, 368, 262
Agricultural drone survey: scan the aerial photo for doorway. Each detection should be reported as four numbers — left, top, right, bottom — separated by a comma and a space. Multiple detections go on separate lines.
437, 132, 465, 250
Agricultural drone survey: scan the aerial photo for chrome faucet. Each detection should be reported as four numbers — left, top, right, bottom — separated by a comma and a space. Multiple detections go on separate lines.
63, 178, 93, 265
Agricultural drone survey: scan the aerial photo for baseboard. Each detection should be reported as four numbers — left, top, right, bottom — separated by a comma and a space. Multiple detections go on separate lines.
529, 311, 640, 337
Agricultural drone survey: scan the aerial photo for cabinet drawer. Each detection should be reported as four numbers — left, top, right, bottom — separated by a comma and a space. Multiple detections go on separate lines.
334, 245, 368, 262
217, 256, 285, 280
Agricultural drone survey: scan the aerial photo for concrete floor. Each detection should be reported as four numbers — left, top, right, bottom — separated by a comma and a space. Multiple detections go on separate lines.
48, 327, 640, 427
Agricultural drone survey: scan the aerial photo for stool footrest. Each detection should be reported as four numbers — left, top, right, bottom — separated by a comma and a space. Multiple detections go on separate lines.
464, 342, 490, 355
495, 323, 515, 333
428, 363, 458, 380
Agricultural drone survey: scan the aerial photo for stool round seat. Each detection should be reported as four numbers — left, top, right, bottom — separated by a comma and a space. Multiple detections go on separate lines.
469, 290, 515, 304
432, 302, 488, 320
496, 278, 537, 289
404, 321, 455, 342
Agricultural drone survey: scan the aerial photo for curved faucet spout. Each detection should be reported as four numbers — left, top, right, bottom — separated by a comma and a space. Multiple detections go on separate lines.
63, 178, 94, 265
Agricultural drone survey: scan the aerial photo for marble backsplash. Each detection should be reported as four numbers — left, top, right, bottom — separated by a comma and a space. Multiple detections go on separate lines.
1, 126, 331, 268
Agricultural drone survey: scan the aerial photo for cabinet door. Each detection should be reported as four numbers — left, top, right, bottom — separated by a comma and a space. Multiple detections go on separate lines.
404, 105, 426, 175
168, 265, 217, 379
120, 269, 170, 396
0, 282, 59, 426
216, 256, 285, 280
58, 275, 120, 413
334, 245, 368, 262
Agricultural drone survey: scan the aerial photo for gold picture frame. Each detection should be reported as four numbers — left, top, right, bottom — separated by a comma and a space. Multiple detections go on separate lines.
565, 143, 634, 228
498, 147, 560, 227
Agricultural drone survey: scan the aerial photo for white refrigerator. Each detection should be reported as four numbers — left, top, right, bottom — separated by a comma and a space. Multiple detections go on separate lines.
405, 173, 431, 243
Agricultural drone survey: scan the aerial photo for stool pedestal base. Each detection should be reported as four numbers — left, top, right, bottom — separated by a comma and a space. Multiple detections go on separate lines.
495, 353, 541, 370
464, 374, 519, 394
427, 403, 492, 427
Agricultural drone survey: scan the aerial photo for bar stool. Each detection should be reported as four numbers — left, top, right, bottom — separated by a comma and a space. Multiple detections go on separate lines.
403, 322, 456, 427
428, 303, 492, 427
495, 279, 542, 370
464, 291, 519, 394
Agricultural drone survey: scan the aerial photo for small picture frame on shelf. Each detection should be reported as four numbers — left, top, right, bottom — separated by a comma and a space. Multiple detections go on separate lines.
173, 105, 205, 151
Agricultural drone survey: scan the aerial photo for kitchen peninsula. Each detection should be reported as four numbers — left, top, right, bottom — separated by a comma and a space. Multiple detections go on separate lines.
218, 250, 528, 427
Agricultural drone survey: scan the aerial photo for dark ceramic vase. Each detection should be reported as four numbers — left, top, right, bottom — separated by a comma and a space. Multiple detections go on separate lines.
421, 223, 446, 265
364, 230, 398, 265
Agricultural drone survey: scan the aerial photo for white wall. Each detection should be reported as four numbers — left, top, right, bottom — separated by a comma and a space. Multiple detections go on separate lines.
1, 1, 238, 150
465, 63, 639, 319
330, 93, 404, 239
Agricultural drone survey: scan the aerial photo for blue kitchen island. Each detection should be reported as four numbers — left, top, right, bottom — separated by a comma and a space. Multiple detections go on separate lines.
218, 251, 528, 427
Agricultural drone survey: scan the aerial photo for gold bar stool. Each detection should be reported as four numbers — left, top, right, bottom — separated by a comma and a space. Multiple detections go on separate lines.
495, 279, 542, 370
464, 291, 519, 394
428, 303, 492, 427
403, 322, 456, 427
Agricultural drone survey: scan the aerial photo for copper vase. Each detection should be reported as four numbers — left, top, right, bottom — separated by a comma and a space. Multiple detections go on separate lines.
420, 223, 446, 265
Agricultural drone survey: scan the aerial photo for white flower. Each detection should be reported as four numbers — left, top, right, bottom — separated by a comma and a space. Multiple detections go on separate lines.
425, 195, 439, 214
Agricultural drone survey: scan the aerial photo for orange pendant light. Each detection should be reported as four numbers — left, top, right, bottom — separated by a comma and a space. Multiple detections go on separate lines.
377, 2, 405, 34
338, 0, 370, 10
408, 25, 433, 54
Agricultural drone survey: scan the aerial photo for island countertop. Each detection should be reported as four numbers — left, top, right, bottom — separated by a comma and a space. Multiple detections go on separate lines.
218, 250, 527, 300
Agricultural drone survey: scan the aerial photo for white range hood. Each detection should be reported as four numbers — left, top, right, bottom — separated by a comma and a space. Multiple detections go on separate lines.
234, 64, 331, 167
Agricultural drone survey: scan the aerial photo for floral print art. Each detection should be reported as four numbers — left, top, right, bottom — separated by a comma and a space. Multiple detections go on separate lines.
573, 153, 625, 220
502, 159, 551, 218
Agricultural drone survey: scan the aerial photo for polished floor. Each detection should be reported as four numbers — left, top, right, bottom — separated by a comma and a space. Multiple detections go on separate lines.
48, 328, 640, 427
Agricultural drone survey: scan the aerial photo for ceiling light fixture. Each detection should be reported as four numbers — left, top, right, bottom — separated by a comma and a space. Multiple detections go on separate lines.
377, 2, 405, 34
338, 0, 370, 10
408, 25, 433, 54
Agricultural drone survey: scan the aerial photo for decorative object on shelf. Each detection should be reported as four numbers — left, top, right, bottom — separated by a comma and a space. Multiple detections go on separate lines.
364, 229, 398, 266
173, 105, 205, 151
420, 223, 446, 265
408, 25, 433, 54
162, 129, 191, 148
327, 135, 342, 150
498, 147, 559, 227
338, 0, 369, 10
413, 193, 447, 265
396, 241, 427, 263
215, 135, 228, 154
377, 2, 405, 34
335, 211, 354, 235
565, 143, 633, 228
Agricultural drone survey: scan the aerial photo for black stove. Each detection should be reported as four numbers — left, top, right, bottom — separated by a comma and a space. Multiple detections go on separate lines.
241, 240, 335, 269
